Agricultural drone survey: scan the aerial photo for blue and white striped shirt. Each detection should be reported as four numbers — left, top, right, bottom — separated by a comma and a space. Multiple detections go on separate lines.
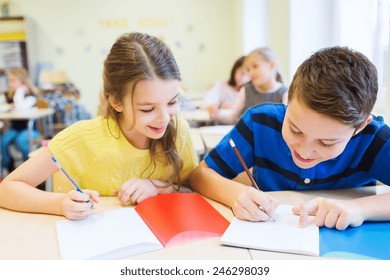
204, 103, 390, 191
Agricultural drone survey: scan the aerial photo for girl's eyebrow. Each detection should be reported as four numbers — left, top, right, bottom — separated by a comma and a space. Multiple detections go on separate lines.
137, 93, 179, 106
289, 119, 341, 142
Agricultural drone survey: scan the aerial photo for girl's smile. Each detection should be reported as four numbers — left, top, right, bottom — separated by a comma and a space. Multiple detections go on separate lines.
147, 123, 168, 135
113, 78, 180, 149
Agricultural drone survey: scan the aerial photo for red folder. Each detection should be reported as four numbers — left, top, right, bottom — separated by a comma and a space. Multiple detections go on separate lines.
135, 193, 230, 246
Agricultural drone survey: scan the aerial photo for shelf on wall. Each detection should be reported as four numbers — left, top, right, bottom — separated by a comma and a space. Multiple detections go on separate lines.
0, 16, 27, 41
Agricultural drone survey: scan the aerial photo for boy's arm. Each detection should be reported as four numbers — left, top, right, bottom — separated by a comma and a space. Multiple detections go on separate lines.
189, 160, 278, 221
189, 161, 246, 207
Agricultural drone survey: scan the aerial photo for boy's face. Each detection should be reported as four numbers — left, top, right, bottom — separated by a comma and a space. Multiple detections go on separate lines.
282, 98, 356, 169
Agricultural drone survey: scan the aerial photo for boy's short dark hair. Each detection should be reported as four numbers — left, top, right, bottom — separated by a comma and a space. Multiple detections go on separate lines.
288, 46, 378, 128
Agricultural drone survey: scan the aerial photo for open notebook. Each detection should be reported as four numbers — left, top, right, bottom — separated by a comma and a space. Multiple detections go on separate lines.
220, 205, 319, 256
56, 193, 229, 259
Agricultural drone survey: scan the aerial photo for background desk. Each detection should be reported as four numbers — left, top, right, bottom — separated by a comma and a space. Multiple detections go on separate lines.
189, 125, 233, 160
198, 125, 233, 152
1, 186, 388, 260
0, 108, 55, 152
179, 109, 215, 127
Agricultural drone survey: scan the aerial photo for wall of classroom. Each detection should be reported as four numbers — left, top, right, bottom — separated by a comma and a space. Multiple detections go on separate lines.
8, 0, 244, 116
6, 0, 390, 121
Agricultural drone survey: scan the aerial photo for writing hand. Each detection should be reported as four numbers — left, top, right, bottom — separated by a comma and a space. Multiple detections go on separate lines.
62, 190, 99, 220
233, 187, 278, 222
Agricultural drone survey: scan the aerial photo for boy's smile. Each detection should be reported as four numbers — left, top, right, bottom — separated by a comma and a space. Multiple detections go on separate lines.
282, 98, 358, 169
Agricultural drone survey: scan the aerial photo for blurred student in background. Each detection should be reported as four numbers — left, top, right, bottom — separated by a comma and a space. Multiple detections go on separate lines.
1, 68, 41, 173
221, 47, 288, 125
202, 56, 250, 124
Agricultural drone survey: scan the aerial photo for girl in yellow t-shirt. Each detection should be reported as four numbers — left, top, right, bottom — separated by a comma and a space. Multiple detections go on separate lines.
0, 32, 198, 220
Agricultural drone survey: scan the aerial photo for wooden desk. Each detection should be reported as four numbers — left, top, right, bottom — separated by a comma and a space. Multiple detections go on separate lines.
250, 185, 390, 260
0, 108, 55, 152
1, 186, 389, 260
0, 195, 249, 260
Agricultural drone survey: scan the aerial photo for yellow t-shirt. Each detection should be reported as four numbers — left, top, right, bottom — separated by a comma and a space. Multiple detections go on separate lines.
48, 116, 198, 195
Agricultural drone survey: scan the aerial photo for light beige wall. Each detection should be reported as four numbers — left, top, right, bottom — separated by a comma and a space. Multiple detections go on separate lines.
268, 0, 290, 84
10, 0, 243, 116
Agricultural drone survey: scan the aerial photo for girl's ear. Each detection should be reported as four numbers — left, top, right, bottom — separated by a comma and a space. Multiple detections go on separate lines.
268, 60, 277, 71
108, 95, 123, 112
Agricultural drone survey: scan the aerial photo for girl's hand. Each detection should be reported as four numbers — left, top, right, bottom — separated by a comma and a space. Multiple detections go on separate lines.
62, 190, 99, 220
292, 197, 364, 230
114, 178, 161, 205
232, 187, 278, 222
207, 105, 218, 119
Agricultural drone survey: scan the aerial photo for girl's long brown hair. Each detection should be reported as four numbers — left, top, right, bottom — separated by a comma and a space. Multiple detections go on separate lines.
102, 32, 183, 186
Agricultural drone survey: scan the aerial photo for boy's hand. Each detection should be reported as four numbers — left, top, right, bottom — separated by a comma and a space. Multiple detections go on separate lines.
292, 197, 364, 230
232, 187, 278, 222
62, 190, 99, 220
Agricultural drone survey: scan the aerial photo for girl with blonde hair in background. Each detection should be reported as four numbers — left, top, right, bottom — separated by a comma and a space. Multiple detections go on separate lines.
222, 47, 288, 124
1, 67, 41, 172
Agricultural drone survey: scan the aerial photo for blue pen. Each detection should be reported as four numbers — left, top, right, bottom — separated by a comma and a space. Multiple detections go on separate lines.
51, 156, 95, 209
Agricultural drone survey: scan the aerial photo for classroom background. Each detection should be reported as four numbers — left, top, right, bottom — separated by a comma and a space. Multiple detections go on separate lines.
1, 0, 389, 123
2, 0, 390, 266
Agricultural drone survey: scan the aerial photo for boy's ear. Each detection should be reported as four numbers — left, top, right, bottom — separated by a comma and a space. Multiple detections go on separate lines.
356, 115, 373, 134
108, 95, 123, 112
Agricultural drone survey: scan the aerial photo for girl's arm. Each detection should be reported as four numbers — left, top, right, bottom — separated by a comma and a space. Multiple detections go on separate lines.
215, 88, 245, 124
13, 87, 37, 112
0, 147, 97, 219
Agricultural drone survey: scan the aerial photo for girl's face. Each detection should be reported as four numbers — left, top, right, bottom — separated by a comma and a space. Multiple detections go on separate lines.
234, 65, 250, 87
114, 78, 180, 149
282, 97, 361, 169
245, 54, 275, 89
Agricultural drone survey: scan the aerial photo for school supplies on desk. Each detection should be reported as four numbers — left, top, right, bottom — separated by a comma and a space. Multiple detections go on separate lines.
220, 205, 319, 256
56, 193, 230, 260
320, 221, 390, 259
